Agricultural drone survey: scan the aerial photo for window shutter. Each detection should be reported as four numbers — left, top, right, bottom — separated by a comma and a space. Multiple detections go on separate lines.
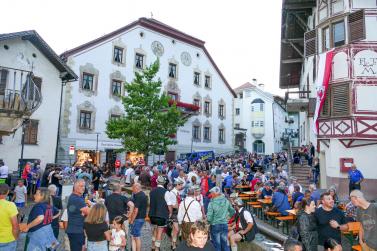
331, 83, 350, 116
24, 120, 38, 144
304, 30, 317, 57
348, 10, 365, 43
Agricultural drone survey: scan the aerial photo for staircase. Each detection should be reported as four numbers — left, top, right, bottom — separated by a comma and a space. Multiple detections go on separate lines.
291, 157, 312, 190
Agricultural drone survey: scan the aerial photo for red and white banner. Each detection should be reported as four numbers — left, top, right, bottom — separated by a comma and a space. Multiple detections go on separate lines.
313, 49, 335, 134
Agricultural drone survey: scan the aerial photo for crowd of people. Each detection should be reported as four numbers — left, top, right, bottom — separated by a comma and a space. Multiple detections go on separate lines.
0, 150, 375, 251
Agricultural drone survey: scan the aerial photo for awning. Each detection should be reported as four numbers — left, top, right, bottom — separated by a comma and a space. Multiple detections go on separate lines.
75, 140, 123, 151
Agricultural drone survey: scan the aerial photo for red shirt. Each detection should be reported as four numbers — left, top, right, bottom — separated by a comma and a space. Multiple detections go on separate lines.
200, 176, 209, 197
250, 178, 260, 191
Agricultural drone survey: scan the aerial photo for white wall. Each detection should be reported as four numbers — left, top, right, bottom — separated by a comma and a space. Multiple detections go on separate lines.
0, 38, 62, 172
324, 139, 377, 179
62, 24, 235, 161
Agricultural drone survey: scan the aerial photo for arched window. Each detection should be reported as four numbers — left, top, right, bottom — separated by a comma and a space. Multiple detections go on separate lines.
251, 98, 265, 112
253, 140, 265, 154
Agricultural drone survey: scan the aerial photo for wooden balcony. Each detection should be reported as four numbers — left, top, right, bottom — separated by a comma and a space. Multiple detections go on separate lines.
0, 66, 42, 135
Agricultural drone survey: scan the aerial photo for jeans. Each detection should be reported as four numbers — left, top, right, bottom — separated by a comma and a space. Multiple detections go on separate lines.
27, 224, 58, 251
67, 233, 85, 251
210, 224, 229, 251
87, 240, 108, 251
0, 241, 17, 251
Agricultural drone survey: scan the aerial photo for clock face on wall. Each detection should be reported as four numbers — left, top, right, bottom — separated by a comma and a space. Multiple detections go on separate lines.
181, 51, 192, 66
151, 41, 164, 57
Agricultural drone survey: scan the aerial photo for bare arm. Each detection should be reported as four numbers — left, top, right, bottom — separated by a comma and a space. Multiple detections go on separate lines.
25, 215, 44, 231
129, 208, 138, 224
11, 215, 19, 239
359, 224, 364, 245
127, 201, 135, 218
240, 222, 253, 235
104, 230, 111, 241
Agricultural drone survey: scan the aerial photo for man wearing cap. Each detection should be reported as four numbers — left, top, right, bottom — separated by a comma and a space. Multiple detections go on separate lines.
149, 176, 171, 250
178, 187, 203, 241
207, 186, 235, 251
229, 198, 257, 251
167, 177, 185, 249
194, 185, 206, 218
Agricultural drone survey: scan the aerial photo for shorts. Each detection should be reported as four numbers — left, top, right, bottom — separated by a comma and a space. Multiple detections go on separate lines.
15, 202, 25, 208
171, 209, 178, 222
150, 216, 167, 227
130, 218, 145, 237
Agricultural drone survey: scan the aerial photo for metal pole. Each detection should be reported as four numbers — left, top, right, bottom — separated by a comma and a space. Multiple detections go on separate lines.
54, 81, 65, 163
96, 133, 99, 152
20, 120, 26, 176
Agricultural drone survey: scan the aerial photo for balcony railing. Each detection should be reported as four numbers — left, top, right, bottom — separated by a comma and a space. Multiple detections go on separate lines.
0, 66, 42, 116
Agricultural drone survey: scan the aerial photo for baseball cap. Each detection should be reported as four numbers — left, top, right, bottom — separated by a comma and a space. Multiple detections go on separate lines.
209, 186, 221, 194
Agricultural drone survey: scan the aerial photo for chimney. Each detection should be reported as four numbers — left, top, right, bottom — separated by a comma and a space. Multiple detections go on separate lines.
258, 83, 265, 90
252, 78, 257, 86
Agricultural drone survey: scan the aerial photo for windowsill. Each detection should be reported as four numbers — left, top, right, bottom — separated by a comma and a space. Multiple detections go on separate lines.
219, 116, 225, 120
194, 83, 200, 87
204, 86, 211, 90
193, 138, 201, 143
168, 76, 178, 81
112, 60, 126, 67
203, 139, 211, 143
218, 141, 225, 144
24, 143, 38, 145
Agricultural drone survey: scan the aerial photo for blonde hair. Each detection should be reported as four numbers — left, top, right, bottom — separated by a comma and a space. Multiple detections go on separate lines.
187, 221, 209, 247
85, 203, 107, 224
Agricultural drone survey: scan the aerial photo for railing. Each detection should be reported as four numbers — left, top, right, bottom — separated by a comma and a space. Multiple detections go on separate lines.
0, 66, 42, 116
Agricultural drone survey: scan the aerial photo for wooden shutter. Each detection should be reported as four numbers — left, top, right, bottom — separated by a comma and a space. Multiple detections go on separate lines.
24, 120, 39, 144
0, 69, 8, 95
348, 10, 365, 43
331, 83, 350, 116
304, 30, 317, 57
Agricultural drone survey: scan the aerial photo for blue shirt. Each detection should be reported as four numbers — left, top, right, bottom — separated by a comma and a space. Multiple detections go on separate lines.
66, 193, 86, 234
223, 175, 233, 188
272, 191, 291, 216
348, 169, 364, 183
27, 202, 58, 232
261, 188, 273, 199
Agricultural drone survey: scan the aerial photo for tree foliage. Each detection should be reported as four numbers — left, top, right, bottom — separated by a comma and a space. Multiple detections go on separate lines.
106, 59, 186, 158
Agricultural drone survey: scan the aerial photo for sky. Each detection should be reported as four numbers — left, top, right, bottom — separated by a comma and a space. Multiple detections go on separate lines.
1, 0, 284, 95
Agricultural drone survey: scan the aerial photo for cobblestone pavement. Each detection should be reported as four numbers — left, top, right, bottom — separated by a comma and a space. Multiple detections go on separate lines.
16, 201, 172, 251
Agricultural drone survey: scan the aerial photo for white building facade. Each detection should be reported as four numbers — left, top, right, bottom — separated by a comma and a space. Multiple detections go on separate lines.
280, 0, 377, 199
233, 81, 288, 154
57, 18, 236, 166
0, 31, 76, 172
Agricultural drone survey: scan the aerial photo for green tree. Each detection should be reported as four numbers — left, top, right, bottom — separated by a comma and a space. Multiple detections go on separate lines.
106, 59, 186, 160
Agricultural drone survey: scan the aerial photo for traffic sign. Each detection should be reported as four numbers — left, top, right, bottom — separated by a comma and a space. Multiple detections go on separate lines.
69, 145, 75, 155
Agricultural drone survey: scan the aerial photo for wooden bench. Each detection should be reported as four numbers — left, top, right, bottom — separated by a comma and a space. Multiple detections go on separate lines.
276, 215, 296, 234
352, 245, 362, 251
265, 212, 282, 226
251, 204, 263, 218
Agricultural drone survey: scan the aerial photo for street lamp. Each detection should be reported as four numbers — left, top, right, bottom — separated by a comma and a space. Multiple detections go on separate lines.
95, 132, 100, 165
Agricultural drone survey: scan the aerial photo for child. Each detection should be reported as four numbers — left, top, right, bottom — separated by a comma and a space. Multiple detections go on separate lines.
12, 179, 27, 221
109, 216, 126, 251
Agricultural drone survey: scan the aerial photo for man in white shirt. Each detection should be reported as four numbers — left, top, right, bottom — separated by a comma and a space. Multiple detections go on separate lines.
0, 160, 9, 179
177, 187, 202, 241
167, 177, 184, 249
124, 166, 135, 185
229, 198, 256, 251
